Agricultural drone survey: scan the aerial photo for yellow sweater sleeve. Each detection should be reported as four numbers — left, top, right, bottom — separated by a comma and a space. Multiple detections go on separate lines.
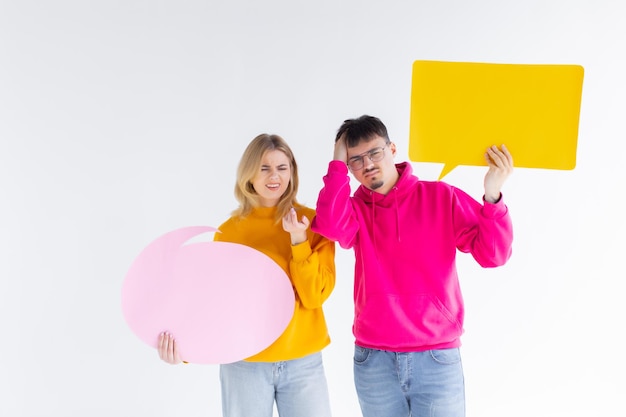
289, 214, 336, 310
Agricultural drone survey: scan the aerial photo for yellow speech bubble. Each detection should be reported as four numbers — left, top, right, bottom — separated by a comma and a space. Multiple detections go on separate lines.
408, 60, 584, 179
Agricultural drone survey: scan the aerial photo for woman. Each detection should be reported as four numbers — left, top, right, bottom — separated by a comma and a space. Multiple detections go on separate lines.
158, 134, 336, 417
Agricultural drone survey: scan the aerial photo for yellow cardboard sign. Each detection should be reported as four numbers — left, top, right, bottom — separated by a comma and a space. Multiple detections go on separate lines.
409, 60, 584, 179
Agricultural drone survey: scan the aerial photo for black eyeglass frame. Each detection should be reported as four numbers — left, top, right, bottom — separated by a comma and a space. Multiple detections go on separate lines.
347, 145, 389, 171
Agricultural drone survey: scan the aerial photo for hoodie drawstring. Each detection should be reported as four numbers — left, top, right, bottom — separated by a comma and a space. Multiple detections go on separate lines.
393, 187, 401, 243
371, 190, 376, 248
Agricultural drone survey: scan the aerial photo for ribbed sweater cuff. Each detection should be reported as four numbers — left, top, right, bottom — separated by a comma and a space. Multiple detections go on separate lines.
482, 193, 508, 218
291, 239, 312, 262
328, 160, 348, 174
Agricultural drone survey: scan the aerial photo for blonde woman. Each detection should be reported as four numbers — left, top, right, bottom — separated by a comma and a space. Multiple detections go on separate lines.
158, 134, 336, 417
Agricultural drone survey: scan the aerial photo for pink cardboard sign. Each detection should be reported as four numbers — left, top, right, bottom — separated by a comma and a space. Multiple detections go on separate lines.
121, 226, 295, 364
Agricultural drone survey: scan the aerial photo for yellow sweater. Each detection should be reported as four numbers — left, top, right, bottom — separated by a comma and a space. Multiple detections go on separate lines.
214, 204, 336, 362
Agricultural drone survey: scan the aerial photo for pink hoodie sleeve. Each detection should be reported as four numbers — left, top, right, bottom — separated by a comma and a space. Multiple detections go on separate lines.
311, 161, 360, 249
453, 187, 513, 267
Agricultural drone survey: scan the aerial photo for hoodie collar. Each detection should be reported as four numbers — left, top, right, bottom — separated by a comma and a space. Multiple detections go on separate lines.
353, 161, 418, 243
354, 161, 418, 205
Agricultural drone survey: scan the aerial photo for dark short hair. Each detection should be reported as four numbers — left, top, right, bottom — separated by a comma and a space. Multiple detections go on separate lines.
335, 115, 390, 147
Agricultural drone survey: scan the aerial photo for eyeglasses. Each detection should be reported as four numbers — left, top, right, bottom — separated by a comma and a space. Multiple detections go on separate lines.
347, 146, 388, 171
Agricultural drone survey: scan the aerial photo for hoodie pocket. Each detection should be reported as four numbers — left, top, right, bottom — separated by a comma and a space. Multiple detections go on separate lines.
355, 293, 463, 348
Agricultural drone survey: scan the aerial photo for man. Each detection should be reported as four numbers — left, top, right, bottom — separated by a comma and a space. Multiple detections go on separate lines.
311, 115, 513, 417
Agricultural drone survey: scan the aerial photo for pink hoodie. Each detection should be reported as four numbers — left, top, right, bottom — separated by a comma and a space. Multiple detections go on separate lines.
312, 160, 513, 351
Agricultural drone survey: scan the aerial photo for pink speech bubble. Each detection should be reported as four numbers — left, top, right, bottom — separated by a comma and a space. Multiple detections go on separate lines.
121, 226, 295, 364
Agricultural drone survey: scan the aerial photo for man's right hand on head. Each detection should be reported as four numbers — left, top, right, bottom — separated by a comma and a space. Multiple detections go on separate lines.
334, 134, 348, 163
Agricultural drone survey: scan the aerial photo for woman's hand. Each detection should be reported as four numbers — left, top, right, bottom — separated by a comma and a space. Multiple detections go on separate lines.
157, 332, 183, 364
282, 207, 310, 246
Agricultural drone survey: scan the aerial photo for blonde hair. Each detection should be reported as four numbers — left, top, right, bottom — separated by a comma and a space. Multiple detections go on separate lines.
232, 133, 299, 222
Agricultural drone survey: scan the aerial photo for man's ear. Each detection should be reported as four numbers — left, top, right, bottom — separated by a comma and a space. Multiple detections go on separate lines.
389, 142, 397, 156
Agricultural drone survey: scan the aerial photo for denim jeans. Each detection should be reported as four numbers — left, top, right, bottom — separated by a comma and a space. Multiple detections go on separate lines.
219, 352, 331, 417
354, 345, 465, 417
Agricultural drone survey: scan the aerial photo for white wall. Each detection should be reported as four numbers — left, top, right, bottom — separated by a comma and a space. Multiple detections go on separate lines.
1, 1, 624, 416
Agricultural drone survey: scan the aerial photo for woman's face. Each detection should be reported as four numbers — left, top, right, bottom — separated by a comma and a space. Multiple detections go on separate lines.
250, 149, 292, 207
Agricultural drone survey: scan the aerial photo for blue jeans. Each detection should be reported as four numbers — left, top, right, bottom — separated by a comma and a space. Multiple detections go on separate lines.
354, 345, 465, 417
219, 352, 331, 417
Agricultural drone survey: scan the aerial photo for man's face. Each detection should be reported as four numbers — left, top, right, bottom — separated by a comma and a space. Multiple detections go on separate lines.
347, 135, 398, 194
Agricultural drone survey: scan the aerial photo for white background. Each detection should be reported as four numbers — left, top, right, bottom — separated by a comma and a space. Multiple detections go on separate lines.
1, 1, 625, 416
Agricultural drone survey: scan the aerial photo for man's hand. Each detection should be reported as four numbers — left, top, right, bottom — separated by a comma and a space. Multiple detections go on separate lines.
484, 144, 514, 203
334, 134, 348, 163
